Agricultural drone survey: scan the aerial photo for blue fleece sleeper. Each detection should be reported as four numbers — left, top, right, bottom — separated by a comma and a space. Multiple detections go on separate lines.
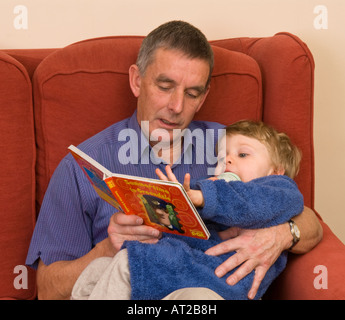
123, 175, 304, 300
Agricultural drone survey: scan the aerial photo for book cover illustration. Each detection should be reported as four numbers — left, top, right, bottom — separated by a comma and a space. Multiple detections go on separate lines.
68, 145, 210, 240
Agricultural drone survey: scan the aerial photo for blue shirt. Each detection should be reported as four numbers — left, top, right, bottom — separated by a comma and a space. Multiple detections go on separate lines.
26, 111, 224, 269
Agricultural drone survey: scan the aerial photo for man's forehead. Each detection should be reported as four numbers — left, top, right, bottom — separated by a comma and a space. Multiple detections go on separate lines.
151, 47, 209, 69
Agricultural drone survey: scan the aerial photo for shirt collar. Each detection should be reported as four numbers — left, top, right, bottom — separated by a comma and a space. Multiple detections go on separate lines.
127, 111, 198, 166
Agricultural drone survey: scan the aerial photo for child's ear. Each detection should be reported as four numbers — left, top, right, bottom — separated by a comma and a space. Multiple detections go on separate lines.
274, 167, 285, 176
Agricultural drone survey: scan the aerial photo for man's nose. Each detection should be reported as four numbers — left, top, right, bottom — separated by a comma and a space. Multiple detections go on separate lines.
168, 90, 184, 113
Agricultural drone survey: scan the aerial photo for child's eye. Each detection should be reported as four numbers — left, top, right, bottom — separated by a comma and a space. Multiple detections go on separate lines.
239, 153, 248, 158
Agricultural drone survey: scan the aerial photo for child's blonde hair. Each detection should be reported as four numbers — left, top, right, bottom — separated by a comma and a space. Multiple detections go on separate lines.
225, 120, 302, 179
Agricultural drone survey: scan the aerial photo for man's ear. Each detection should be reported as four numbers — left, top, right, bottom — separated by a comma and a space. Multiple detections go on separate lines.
129, 64, 141, 98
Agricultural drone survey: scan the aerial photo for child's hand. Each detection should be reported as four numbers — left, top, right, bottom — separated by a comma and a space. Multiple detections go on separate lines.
155, 165, 205, 208
155, 165, 179, 183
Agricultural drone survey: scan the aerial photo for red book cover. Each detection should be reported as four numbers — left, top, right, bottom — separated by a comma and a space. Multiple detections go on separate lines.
68, 145, 210, 240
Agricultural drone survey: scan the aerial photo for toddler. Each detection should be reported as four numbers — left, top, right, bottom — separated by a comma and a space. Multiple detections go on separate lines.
71, 120, 303, 300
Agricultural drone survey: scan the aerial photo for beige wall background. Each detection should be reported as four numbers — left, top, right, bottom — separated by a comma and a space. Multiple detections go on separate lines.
1, 0, 344, 244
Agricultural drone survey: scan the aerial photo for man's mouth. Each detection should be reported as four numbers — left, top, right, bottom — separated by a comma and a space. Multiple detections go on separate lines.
160, 118, 179, 128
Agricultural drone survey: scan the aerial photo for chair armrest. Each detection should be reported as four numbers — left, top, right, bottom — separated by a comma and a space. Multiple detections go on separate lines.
265, 218, 345, 299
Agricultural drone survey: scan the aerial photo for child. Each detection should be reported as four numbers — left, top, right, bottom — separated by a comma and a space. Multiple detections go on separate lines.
71, 120, 304, 300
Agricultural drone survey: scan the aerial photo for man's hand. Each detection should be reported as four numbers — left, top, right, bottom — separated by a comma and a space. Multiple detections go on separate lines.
205, 224, 292, 300
107, 212, 161, 253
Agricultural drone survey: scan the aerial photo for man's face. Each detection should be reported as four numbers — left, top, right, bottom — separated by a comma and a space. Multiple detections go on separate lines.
130, 48, 210, 146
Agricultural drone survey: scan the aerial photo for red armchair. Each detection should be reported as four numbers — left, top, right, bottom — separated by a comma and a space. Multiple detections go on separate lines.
1, 32, 344, 299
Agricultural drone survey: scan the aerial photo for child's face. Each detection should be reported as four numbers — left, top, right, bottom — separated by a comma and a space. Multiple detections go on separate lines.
216, 134, 279, 182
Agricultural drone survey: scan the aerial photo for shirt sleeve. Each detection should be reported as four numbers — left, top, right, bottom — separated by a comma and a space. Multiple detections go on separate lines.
25, 155, 98, 269
197, 175, 304, 229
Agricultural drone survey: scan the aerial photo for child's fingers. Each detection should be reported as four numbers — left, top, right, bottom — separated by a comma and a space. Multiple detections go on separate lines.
164, 165, 179, 183
155, 168, 168, 181
156, 166, 179, 183
183, 173, 191, 191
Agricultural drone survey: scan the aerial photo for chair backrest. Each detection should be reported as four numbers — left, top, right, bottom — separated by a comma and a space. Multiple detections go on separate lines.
0, 51, 37, 300
33, 35, 267, 210
33, 34, 314, 212
212, 33, 315, 209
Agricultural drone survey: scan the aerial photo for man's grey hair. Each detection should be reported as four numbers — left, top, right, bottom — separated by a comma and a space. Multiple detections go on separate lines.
136, 20, 214, 86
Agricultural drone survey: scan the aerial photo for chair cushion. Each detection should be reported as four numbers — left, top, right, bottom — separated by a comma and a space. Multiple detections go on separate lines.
265, 220, 345, 300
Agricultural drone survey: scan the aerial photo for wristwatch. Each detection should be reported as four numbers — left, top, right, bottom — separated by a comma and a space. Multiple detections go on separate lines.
288, 219, 301, 250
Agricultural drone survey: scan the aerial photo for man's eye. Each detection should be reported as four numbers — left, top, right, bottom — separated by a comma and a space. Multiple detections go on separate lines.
186, 91, 201, 99
186, 92, 198, 99
158, 86, 170, 91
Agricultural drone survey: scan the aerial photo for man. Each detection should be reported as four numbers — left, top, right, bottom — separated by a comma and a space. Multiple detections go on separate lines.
26, 20, 322, 300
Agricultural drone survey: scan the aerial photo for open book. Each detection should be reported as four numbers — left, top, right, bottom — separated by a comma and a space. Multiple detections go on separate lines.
68, 145, 210, 240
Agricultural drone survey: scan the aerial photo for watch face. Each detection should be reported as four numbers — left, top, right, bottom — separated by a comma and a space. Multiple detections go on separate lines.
294, 225, 301, 238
